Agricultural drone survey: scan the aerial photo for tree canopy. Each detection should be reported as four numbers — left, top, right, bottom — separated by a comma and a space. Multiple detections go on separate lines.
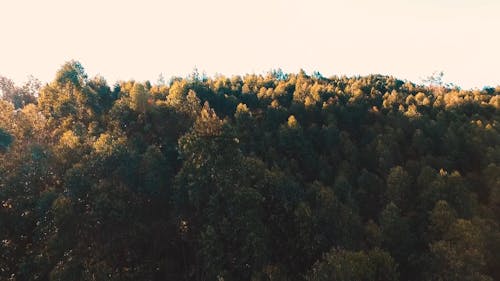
0, 62, 499, 280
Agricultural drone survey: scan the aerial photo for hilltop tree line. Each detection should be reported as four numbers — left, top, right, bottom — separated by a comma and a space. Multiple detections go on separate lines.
0, 61, 499, 281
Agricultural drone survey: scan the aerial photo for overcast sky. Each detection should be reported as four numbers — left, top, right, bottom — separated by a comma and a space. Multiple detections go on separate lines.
0, 0, 499, 89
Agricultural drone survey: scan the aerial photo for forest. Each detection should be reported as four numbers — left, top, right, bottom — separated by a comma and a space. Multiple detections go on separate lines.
0, 61, 499, 281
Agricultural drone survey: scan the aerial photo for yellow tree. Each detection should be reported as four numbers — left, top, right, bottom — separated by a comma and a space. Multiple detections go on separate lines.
129, 83, 150, 113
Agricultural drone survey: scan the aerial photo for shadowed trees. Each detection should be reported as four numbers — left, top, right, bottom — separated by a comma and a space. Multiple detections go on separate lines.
0, 62, 499, 280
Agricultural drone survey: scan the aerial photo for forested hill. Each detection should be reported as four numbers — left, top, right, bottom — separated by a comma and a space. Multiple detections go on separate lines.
1, 61, 499, 281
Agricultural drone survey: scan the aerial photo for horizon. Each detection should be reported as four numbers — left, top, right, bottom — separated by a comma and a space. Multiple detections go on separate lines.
1, 0, 499, 89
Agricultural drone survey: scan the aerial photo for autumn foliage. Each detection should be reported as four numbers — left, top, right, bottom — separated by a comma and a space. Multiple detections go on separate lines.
0, 62, 499, 280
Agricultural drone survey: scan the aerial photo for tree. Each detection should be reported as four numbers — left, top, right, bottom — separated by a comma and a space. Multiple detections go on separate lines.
174, 102, 268, 280
0, 128, 12, 152
129, 82, 150, 113
38, 61, 92, 123
54, 60, 87, 89
0, 75, 39, 108
423, 71, 444, 87
307, 248, 398, 281
429, 219, 493, 281
385, 166, 412, 209
379, 203, 415, 279
429, 200, 457, 239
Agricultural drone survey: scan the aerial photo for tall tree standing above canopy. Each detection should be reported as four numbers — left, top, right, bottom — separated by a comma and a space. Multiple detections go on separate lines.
55, 60, 87, 89
38, 61, 94, 123
129, 83, 150, 113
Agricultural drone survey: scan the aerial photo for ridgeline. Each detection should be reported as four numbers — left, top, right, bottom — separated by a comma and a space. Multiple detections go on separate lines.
1, 62, 499, 280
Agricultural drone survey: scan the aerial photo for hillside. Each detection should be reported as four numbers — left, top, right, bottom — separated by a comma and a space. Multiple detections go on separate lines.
1, 61, 499, 281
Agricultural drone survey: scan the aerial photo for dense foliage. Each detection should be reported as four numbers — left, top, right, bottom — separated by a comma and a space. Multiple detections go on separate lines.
1, 62, 499, 281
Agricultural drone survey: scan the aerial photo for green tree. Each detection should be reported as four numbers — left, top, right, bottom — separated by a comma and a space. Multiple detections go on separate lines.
175, 102, 268, 280
0, 128, 12, 152
429, 219, 493, 281
385, 166, 412, 208
307, 248, 398, 281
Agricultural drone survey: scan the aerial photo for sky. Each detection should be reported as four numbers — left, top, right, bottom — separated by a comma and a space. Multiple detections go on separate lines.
0, 0, 499, 89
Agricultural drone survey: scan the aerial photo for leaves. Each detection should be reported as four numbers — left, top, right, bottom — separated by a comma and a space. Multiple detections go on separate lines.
0, 64, 499, 280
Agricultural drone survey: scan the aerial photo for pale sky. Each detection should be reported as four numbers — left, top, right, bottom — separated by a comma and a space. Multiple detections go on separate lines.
0, 0, 499, 89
